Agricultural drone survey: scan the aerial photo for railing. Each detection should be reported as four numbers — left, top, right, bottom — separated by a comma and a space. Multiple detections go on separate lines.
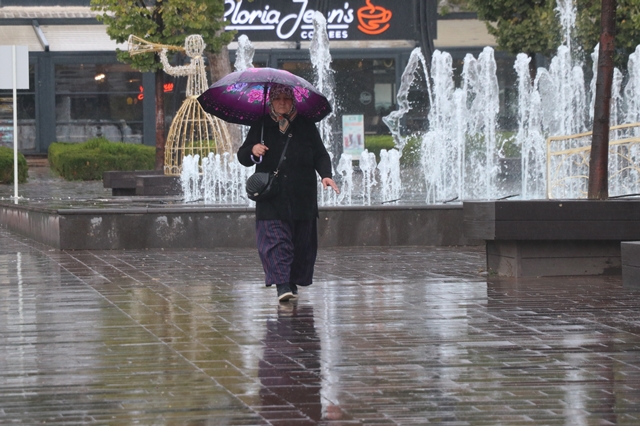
546, 122, 640, 199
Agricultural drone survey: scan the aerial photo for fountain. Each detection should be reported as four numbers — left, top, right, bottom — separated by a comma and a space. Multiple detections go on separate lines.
463, 0, 640, 277
181, 0, 640, 206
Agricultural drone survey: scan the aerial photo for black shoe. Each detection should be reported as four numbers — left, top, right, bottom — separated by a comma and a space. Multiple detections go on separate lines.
276, 284, 294, 302
290, 283, 298, 298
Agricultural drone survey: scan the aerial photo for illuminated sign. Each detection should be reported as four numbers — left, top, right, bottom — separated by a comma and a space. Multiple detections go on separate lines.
224, 0, 426, 42
137, 82, 174, 100
357, 0, 392, 35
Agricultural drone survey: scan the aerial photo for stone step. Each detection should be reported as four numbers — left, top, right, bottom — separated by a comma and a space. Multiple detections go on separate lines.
25, 156, 49, 167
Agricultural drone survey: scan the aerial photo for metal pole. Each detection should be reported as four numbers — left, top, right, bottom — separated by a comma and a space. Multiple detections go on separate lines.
546, 138, 551, 199
588, 0, 616, 199
13, 45, 18, 203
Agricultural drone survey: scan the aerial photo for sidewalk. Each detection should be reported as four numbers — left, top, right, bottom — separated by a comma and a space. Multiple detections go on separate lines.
1, 169, 639, 424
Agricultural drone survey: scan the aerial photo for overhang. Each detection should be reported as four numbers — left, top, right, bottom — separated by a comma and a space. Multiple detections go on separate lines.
40, 24, 126, 52
0, 25, 43, 51
0, 23, 125, 52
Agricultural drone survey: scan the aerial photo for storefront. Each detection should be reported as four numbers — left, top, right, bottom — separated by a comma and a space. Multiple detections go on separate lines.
0, 2, 153, 154
0, 0, 507, 155
223, 0, 437, 136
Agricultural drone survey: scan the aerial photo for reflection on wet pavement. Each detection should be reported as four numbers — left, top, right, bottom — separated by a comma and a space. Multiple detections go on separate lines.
1, 226, 640, 424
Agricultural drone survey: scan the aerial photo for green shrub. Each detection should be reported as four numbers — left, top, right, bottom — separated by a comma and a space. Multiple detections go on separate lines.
364, 135, 421, 166
365, 135, 395, 161
48, 137, 155, 181
0, 146, 28, 184
364, 130, 521, 168
497, 131, 520, 158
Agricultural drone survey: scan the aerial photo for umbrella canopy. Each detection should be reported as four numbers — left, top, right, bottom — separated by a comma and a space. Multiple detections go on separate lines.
197, 67, 332, 125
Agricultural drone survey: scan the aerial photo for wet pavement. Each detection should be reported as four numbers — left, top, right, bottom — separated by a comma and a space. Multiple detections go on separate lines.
1, 168, 640, 424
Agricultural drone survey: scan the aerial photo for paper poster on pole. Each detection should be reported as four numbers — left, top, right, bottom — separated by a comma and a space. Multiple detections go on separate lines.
0, 46, 29, 89
342, 114, 364, 159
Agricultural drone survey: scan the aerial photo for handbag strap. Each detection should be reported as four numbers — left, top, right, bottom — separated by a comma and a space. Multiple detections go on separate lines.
273, 133, 292, 177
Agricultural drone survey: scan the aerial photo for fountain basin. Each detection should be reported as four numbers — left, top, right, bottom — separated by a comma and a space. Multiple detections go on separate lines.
464, 200, 640, 277
0, 201, 478, 250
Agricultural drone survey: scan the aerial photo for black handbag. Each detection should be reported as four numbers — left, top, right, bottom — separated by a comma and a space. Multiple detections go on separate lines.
246, 135, 291, 202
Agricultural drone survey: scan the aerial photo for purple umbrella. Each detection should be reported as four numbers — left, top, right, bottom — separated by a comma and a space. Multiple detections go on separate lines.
197, 67, 332, 125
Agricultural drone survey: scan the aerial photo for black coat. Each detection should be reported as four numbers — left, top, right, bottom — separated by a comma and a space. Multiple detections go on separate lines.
238, 116, 333, 221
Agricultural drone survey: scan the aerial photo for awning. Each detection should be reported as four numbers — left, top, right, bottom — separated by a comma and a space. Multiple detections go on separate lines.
0, 25, 43, 52
0, 24, 126, 52
41, 25, 127, 52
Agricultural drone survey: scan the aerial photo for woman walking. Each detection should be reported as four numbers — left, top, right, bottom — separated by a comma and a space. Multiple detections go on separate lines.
237, 84, 339, 302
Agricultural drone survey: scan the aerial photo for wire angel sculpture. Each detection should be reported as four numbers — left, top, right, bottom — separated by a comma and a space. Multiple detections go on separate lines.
157, 35, 233, 175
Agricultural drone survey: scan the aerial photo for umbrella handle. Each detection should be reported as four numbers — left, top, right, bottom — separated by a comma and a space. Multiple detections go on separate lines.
250, 85, 268, 165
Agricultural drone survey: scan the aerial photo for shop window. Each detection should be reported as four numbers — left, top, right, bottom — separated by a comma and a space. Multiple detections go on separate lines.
55, 62, 144, 143
0, 64, 36, 150
278, 57, 397, 135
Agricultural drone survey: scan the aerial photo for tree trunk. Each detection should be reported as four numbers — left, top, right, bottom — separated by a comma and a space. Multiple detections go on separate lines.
206, 46, 242, 151
207, 45, 233, 83
588, 0, 616, 199
155, 68, 165, 172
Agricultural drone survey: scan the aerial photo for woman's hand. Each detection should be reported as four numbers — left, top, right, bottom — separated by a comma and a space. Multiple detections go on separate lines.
251, 143, 268, 157
322, 177, 340, 194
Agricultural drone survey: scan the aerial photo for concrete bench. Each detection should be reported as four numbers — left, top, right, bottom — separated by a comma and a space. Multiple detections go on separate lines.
464, 200, 640, 277
103, 170, 180, 196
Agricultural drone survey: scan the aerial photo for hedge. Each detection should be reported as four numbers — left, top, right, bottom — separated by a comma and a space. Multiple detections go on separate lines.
364, 135, 421, 166
48, 137, 155, 181
0, 146, 28, 184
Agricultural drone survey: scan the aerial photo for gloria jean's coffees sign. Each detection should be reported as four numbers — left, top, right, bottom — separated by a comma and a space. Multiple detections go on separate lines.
224, 0, 429, 42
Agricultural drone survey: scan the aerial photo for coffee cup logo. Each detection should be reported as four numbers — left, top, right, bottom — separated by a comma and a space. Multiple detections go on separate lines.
357, 0, 392, 35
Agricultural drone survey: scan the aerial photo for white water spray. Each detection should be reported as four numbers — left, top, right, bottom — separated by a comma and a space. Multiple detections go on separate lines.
181, 154, 201, 202
359, 150, 377, 205
310, 12, 337, 154
234, 35, 255, 71
201, 152, 253, 204
378, 149, 402, 203
336, 153, 353, 205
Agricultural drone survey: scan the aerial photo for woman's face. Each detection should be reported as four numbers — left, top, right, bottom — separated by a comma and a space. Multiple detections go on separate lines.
271, 95, 294, 115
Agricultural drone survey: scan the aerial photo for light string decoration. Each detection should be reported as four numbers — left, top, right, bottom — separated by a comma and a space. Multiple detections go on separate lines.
130, 34, 233, 175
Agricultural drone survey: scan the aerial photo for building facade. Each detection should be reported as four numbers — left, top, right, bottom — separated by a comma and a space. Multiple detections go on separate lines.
0, 0, 508, 155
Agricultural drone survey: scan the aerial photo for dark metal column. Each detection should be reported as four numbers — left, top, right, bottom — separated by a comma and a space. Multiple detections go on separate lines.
142, 72, 156, 147
35, 52, 55, 154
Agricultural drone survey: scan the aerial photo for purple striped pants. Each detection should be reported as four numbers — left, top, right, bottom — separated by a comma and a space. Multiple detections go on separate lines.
255, 220, 318, 287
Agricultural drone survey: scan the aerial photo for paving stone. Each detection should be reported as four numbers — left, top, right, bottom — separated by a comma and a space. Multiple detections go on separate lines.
1, 194, 640, 424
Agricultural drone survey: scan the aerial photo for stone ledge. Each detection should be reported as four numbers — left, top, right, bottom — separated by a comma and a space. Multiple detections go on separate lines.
0, 202, 479, 250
